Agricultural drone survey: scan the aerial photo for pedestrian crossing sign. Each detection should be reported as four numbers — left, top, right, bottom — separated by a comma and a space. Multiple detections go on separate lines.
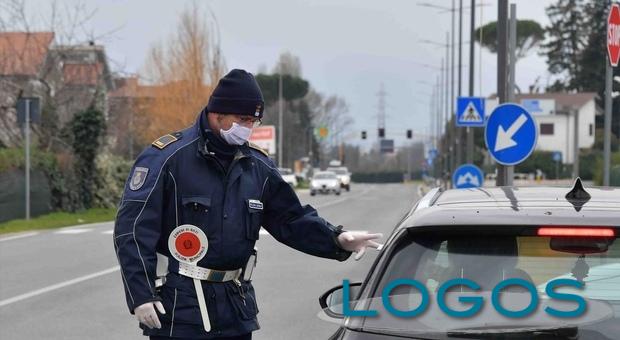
456, 97, 485, 127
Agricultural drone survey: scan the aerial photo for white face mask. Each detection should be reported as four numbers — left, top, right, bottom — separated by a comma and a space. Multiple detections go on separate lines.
220, 122, 252, 145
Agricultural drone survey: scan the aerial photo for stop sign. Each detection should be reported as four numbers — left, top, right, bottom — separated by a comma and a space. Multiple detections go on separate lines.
609, 3, 620, 67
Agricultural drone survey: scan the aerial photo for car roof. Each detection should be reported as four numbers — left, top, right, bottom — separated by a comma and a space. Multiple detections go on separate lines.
314, 171, 336, 175
406, 184, 620, 229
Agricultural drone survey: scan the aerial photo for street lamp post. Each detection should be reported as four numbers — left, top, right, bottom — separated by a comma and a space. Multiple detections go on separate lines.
418, 1, 489, 168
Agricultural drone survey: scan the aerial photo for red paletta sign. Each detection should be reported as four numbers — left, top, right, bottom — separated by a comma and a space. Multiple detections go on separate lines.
249, 125, 276, 155
609, 3, 620, 67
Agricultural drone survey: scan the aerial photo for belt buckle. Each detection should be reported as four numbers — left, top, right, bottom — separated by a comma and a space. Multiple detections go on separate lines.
207, 270, 226, 282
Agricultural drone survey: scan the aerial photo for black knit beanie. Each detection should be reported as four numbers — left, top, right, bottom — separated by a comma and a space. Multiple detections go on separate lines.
206, 69, 265, 118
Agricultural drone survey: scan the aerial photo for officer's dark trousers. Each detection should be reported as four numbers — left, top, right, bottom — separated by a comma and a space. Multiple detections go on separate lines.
149, 334, 251, 340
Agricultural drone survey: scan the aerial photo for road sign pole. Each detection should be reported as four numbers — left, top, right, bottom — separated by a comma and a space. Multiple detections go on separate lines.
605, 1, 619, 185
506, 3, 517, 182
25, 99, 31, 220
573, 109, 580, 178
466, 0, 475, 164
496, 0, 511, 186
604, 48, 612, 186
457, 0, 463, 166
508, 4, 516, 103
444, 32, 450, 183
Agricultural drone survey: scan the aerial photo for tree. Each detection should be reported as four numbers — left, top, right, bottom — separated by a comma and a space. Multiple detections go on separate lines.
540, 0, 587, 91
255, 71, 311, 168
254, 74, 309, 105
0, 0, 115, 150
272, 52, 303, 77
139, 2, 225, 144
69, 106, 106, 209
542, 0, 619, 140
474, 20, 544, 60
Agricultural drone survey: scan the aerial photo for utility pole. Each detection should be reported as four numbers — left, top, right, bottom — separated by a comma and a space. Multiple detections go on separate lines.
278, 70, 283, 167
450, 0, 457, 173
466, 0, 476, 163
496, 0, 512, 186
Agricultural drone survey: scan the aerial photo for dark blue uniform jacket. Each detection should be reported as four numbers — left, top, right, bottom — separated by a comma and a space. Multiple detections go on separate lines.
114, 112, 351, 338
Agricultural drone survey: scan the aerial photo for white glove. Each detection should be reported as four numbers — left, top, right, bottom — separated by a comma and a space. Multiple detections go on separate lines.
134, 301, 166, 329
337, 231, 383, 260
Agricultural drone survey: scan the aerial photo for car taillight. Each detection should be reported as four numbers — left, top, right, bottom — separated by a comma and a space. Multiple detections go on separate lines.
537, 227, 615, 237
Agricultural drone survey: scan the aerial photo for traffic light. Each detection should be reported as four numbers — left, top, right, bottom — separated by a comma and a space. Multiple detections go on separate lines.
361, 131, 367, 139
406, 129, 412, 139
378, 128, 385, 138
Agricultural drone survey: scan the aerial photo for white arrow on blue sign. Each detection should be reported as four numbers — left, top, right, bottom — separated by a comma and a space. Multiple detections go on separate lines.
456, 97, 485, 127
452, 164, 484, 189
484, 103, 538, 166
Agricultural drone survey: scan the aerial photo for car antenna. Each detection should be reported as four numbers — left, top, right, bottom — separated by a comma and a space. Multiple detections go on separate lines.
565, 177, 591, 212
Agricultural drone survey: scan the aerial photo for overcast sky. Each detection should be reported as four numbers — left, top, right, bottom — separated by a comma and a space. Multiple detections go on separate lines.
22, 0, 555, 148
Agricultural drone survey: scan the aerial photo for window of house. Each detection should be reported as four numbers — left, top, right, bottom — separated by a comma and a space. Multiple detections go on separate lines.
589, 124, 593, 136
540, 123, 554, 135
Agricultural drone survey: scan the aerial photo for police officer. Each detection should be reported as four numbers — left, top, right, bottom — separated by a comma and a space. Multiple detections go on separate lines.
114, 69, 382, 340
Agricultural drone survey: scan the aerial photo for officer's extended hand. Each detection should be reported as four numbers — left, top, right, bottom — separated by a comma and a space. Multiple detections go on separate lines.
134, 301, 166, 329
337, 231, 383, 260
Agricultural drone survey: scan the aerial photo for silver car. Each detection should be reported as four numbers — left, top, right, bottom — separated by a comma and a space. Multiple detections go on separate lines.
320, 179, 620, 339
310, 171, 341, 196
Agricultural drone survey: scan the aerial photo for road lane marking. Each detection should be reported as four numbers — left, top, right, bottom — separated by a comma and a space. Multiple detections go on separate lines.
0, 266, 120, 308
0, 231, 39, 242
102, 229, 114, 235
54, 228, 93, 234
257, 187, 373, 239
313, 187, 370, 209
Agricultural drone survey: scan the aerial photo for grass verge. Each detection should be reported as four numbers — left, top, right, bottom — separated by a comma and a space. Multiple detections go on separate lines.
0, 208, 116, 235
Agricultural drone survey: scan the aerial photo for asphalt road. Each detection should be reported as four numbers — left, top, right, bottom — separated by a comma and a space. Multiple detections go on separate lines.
0, 183, 419, 340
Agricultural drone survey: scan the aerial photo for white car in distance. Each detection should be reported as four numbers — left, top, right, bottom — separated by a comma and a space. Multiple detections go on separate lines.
310, 171, 341, 196
326, 167, 351, 191
278, 168, 298, 187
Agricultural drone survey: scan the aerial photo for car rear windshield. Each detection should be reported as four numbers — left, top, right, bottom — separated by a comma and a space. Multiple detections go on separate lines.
327, 168, 347, 175
314, 174, 335, 179
359, 228, 620, 338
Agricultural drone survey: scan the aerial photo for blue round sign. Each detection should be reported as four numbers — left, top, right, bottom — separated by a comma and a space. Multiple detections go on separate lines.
452, 164, 484, 189
484, 103, 538, 166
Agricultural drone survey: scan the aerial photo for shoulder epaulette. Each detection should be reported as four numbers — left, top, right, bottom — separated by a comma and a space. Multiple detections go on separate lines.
248, 142, 269, 157
152, 132, 182, 150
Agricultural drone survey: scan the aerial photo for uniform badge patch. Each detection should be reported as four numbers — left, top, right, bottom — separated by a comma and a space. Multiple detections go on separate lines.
248, 199, 263, 210
129, 167, 149, 191
152, 134, 179, 150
